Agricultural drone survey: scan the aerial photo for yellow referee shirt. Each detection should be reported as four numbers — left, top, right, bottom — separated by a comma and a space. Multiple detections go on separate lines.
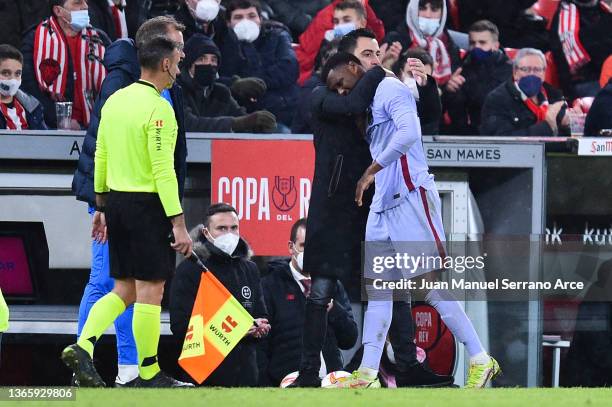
0, 288, 8, 332
94, 80, 182, 217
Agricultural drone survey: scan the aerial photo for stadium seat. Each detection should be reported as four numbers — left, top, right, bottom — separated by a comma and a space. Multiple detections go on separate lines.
533, 0, 561, 29
504, 48, 519, 60
447, 0, 461, 30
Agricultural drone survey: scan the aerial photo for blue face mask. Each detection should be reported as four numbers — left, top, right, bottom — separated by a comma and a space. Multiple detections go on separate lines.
334, 22, 356, 38
70, 9, 90, 31
470, 47, 494, 62
418, 17, 440, 36
518, 75, 543, 98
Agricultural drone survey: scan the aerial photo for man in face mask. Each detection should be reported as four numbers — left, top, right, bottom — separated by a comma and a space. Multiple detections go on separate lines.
20, 0, 110, 130
175, 0, 228, 42
325, 0, 368, 41
443, 20, 513, 135
385, 0, 462, 87
481, 47, 575, 137
170, 203, 271, 387
217, 0, 299, 128
0, 44, 47, 130
177, 33, 277, 133
258, 218, 358, 386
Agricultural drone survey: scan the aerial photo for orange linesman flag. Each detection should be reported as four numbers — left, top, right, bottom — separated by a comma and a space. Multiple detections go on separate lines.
178, 270, 253, 384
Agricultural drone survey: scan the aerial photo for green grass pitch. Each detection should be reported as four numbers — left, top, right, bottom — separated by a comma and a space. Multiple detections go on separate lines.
10, 388, 612, 407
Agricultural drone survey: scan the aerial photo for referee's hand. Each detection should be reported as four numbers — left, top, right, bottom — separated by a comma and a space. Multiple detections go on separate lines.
171, 225, 193, 257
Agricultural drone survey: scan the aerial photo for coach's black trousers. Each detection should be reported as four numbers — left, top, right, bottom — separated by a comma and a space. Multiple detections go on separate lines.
299, 276, 417, 373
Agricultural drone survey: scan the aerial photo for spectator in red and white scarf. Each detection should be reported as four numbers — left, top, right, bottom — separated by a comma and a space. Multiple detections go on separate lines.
20, 0, 110, 130
0, 44, 47, 131
88, 0, 130, 41
550, 0, 612, 99
385, 0, 462, 87
480, 48, 578, 137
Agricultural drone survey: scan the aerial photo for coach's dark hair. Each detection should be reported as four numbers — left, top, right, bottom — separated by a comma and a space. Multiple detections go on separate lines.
419, 0, 443, 10
338, 28, 376, 55
226, 0, 262, 21
321, 51, 362, 82
289, 218, 307, 243
334, 0, 367, 20
135, 16, 185, 49
0, 44, 23, 65
138, 36, 177, 71
391, 47, 434, 77
204, 203, 238, 227
468, 20, 499, 42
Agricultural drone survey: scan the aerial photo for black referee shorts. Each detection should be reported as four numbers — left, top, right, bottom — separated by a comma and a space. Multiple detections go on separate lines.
106, 191, 174, 281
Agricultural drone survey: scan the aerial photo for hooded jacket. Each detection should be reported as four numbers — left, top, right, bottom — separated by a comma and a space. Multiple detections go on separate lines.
71, 39, 188, 206
257, 259, 358, 386
0, 90, 47, 130
170, 227, 267, 387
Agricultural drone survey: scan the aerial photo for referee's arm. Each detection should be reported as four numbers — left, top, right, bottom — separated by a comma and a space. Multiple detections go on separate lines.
147, 101, 192, 256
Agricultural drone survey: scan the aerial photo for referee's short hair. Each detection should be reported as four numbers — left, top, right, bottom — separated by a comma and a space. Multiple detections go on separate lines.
204, 203, 238, 227
135, 16, 185, 49
138, 36, 177, 71
321, 51, 362, 83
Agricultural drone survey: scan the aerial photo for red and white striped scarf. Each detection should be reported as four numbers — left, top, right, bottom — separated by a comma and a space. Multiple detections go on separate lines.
33, 16, 106, 126
409, 30, 452, 85
108, 0, 128, 39
0, 99, 29, 130
556, 1, 612, 74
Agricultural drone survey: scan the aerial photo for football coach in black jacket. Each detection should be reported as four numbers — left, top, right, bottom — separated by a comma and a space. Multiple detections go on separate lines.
170, 203, 270, 387
258, 218, 358, 386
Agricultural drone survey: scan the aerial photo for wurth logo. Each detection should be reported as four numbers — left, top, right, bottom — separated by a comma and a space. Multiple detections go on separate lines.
154, 120, 164, 127
222, 315, 238, 333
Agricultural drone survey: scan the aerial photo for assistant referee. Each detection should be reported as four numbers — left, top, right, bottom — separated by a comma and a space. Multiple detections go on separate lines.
61, 35, 193, 388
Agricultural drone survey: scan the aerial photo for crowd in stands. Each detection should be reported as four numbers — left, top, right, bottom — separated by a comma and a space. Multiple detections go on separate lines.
0, 0, 610, 135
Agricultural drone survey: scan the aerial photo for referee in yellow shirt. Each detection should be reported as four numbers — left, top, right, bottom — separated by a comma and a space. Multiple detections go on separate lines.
61, 35, 193, 388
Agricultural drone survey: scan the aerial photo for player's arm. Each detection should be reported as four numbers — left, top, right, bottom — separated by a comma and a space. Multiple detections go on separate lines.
375, 81, 421, 167
315, 66, 386, 117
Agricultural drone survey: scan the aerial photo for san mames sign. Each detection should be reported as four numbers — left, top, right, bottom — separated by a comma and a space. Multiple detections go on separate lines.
211, 140, 315, 256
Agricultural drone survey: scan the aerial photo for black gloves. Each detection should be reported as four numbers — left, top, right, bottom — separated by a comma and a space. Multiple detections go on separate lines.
231, 77, 267, 106
231, 111, 277, 133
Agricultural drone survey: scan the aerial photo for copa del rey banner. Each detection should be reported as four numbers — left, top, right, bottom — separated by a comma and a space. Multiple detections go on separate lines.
178, 270, 253, 384
211, 140, 315, 256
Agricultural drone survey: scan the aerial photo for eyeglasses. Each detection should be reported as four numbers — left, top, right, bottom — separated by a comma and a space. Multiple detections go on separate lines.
516, 66, 545, 74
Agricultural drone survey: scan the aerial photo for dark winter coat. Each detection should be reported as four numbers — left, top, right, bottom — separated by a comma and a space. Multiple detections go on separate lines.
584, 81, 612, 137
170, 235, 267, 387
265, 0, 330, 38
21, 25, 111, 129
303, 66, 385, 279
218, 21, 299, 126
177, 67, 246, 133
480, 80, 566, 136
71, 39, 188, 207
456, 0, 549, 50
0, 90, 47, 130
290, 73, 323, 134
258, 259, 357, 386
0, 0, 48, 49
444, 50, 513, 135
550, 1, 612, 99
416, 75, 442, 135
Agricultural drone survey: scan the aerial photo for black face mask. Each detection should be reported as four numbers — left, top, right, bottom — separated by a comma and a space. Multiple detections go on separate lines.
193, 64, 217, 87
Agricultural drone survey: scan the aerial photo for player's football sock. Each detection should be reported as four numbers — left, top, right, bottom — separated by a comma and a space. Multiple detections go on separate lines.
470, 351, 491, 365
361, 300, 393, 370
133, 303, 161, 380
425, 289, 485, 357
116, 364, 139, 385
77, 292, 126, 357
466, 356, 501, 388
